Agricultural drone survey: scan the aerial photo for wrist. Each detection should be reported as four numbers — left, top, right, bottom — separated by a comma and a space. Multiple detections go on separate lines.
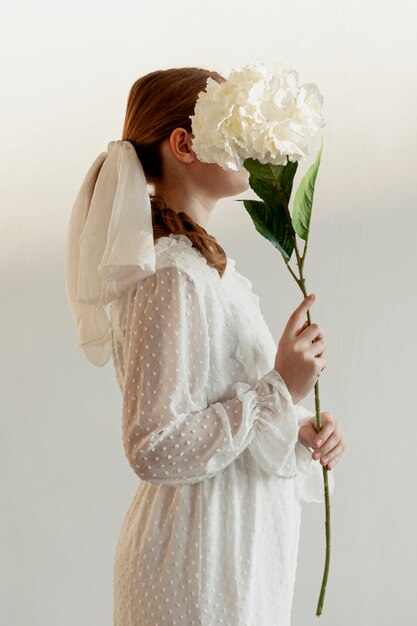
274, 368, 300, 405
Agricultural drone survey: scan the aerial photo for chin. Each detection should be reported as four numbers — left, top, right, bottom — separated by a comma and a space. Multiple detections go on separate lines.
227, 167, 251, 195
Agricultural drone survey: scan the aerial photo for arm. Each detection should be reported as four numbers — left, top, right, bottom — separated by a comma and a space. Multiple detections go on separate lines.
120, 265, 304, 486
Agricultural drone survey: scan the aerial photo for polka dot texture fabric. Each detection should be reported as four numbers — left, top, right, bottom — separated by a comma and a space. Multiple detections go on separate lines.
110, 234, 335, 626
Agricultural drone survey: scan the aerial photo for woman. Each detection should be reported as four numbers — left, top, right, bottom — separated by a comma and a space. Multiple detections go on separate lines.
67, 67, 346, 626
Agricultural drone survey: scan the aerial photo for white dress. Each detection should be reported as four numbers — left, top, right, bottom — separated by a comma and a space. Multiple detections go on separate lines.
110, 233, 335, 626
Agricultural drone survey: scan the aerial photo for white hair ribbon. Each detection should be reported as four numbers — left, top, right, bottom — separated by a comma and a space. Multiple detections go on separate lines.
65, 140, 156, 367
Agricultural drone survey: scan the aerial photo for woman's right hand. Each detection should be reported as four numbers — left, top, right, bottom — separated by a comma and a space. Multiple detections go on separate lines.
274, 293, 327, 405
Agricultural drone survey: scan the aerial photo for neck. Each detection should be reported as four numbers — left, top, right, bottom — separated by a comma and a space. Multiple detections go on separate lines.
151, 180, 214, 230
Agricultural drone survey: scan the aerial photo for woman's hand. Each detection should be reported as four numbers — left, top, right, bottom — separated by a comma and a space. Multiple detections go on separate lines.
274, 293, 327, 405
298, 411, 346, 470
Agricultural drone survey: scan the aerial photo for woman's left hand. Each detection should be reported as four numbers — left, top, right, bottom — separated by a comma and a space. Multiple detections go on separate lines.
297, 411, 346, 470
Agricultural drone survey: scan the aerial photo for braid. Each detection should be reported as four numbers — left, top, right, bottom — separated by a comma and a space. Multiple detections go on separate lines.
151, 196, 227, 278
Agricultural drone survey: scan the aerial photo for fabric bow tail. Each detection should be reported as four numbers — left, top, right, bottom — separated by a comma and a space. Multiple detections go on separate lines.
65, 140, 157, 366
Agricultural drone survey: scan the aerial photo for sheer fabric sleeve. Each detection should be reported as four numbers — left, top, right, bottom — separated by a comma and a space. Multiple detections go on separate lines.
120, 265, 307, 486
246, 385, 336, 502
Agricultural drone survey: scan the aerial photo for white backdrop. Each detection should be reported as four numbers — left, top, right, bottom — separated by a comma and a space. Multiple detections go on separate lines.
2, 1, 417, 624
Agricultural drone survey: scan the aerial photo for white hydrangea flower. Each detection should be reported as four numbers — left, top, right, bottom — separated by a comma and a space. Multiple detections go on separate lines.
190, 60, 325, 171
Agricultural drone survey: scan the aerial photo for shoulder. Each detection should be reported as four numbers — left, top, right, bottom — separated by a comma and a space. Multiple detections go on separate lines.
131, 235, 210, 303
154, 234, 220, 284
129, 234, 244, 305
153, 234, 253, 303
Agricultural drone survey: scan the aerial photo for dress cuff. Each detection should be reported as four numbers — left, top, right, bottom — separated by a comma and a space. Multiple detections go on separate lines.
247, 368, 335, 503
247, 368, 301, 479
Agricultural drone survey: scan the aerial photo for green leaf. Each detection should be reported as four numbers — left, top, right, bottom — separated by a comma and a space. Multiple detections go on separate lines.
237, 158, 299, 262
292, 137, 323, 241
243, 158, 299, 211
236, 198, 295, 262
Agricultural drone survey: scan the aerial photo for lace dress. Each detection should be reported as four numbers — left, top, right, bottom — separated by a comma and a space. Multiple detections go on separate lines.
110, 233, 335, 626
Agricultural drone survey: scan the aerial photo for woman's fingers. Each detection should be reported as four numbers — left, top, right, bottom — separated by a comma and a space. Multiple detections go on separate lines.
295, 319, 326, 360
308, 338, 325, 357
312, 417, 345, 466
312, 412, 337, 447
296, 319, 309, 336
313, 432, 339, 459
319, 440, 345, 469
301, 412, 346, 470
286, 294, 316, 337
299, 322, 326, 345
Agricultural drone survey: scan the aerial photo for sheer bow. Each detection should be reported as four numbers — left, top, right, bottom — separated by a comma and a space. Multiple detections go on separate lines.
65, 140, 155, 366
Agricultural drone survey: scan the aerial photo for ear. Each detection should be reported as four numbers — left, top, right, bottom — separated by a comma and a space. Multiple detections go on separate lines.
168, 128, 196, 165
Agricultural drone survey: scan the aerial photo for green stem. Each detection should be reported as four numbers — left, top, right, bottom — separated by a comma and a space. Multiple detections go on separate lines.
286, 261, 302, 286
284, 226, 331, 617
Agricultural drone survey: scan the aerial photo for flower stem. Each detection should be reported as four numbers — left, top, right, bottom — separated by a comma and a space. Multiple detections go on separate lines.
285, 238, 331, 617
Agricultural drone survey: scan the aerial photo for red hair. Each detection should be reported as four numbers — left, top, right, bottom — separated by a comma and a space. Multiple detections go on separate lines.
122, 67, 228, 278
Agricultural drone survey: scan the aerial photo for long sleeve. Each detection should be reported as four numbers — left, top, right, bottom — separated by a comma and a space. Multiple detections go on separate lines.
120, 265, 307, 486
247, 385, 335, 503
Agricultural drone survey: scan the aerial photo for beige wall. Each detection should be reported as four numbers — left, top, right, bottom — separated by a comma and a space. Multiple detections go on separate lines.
2, 0, 416, 624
